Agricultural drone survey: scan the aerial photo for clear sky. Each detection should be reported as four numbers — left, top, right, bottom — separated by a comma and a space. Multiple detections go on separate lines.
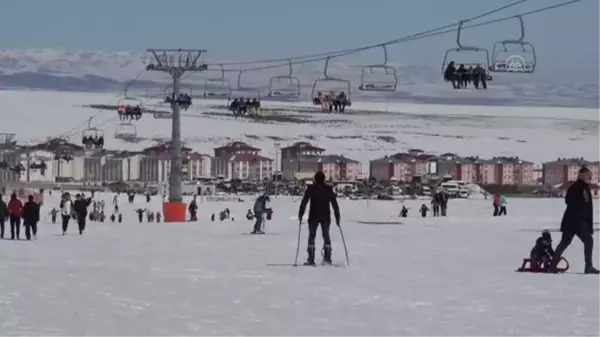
1, 0, 598, 82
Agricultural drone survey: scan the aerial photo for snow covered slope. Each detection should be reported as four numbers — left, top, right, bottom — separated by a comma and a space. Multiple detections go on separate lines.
0, 49, 597, 108
1, 90, 597, 167
1, 193, 598, 335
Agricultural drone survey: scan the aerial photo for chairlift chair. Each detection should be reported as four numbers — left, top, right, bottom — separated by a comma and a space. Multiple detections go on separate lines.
153, 102, 173, 119
311, 57, 352, 105
268, 59, 301, 99
114, 122, 138, 141
203, 64, 232, 98
489, 16, 536, 74
441, 20, 490, 78
358, 45, 398, 92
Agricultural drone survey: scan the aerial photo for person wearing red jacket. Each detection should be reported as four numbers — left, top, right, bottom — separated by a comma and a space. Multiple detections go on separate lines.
7, 193, 23, 240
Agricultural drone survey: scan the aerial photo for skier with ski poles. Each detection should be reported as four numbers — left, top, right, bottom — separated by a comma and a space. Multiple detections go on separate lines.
298, 171, 341, 266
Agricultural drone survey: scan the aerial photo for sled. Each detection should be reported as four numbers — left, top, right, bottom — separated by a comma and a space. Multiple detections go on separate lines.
516, 257, 569, 273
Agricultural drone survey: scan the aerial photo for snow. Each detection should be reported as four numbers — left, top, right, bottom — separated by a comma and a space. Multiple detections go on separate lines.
1, 192, 598, 335
1, 90, 598, 168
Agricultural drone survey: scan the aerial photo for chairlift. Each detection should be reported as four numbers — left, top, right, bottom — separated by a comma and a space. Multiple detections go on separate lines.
358, 45, 398, 92
236, 70, 262, 98
268, 59, 301, 99
441, 20, 490, 77
489, 16, 536, 74
82, 117, 104, 138
311, 56, 352, 105
114, 122, 138, 141
117, 89, 143, 110
153, 102, 173, 119
203, 64, 232, 98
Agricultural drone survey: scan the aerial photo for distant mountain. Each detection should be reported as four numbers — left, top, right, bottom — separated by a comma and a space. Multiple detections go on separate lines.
0, 49, 597, 108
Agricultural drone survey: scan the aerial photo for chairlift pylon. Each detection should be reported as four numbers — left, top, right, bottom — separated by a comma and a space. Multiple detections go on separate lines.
114, 122, 138, 142
489, 15, 536, 74
203, 64, 232, 98
358, 45, 398, 92
268, 59, 301, 99
441, 20, 490, 76
311, 56, 352, 103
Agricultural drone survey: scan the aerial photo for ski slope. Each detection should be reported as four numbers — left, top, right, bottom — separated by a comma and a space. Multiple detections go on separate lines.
1, 192, 598, 335
1, 90, 598, 166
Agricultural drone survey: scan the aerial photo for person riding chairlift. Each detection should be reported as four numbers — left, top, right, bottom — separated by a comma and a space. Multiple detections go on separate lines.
82, 135, 104, 149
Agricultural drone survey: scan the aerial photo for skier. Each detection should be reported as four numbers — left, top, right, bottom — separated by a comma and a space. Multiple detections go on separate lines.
399, 206, 408, 218
551, 167, 598, 274
420, 204, 430, 218
135, 209, 145, 223
118, 213, 123, 223
49, 208, 58, 224
73, 194, 92, 235
431, 197, 440, 217
110, 214, 116, 223
298, 171, 341, 266
529, 230, 554, 271
156, 212, 161, 223
60, 193, 73, 235
113, 194, 119, 213
0, 195, 8, 239
7, 193, 23, 240
498, 195, 507, 216
145, 191, 151, 203
188, 199, 198, 221
22, 195, 40, 240
128, 192, 135, 204
252, 194, 270, 234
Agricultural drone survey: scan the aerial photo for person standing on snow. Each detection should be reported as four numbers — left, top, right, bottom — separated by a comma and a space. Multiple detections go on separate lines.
551, 167, 598, 274
498, 195, 507, 216
252, 194, 270, 234
7, 193, 23, 240
0, 195, 8, 239
22, 195, 40, 240
73, 193, 92, 235
60, 193, 73, 235
298, 171, 340, 266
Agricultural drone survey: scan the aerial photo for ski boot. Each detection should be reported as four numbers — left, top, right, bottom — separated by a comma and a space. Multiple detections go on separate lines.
584, 265, 599, 274
322, 245, 332, 265
304, 246, 316, 266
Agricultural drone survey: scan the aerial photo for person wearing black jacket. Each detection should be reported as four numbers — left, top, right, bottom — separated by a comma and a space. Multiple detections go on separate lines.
22, 195, 40, 240
551, 167, 599, 274
0, 195, 7, 239
298, 171, 341, 266
73, 194, 92, 235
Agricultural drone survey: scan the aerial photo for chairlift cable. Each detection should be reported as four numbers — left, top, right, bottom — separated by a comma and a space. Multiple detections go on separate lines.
213, 0, 580, 73
207, 0, 530, 67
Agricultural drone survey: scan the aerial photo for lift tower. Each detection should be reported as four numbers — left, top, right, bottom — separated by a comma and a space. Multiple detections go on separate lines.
146, 49, 207, 222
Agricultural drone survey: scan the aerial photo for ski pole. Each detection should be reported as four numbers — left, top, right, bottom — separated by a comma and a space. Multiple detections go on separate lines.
338, 225, 350, 267
294, 220, 302, 266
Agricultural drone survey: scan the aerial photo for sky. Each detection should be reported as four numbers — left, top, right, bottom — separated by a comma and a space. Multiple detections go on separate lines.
1, 0, 598, 83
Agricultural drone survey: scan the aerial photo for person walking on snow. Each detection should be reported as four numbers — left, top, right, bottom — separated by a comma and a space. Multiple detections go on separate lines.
551, 167, 598, 274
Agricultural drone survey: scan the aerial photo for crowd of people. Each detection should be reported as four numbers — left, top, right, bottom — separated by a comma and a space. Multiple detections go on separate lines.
444, 62, 490, 89
312, 91, 351, 113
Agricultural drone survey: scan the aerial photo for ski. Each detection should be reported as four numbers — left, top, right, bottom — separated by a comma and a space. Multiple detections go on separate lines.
241, 232, 280, 236
265, 263, 344, 268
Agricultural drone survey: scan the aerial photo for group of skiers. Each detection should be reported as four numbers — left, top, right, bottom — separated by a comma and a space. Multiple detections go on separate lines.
444, 62, 489, 90
0, 193, 41, 240
58, 192, 93, 235
228, 97, 262, 116
117, 104, 143, 121
165, 92, 192, 111
82, 135, 104, 150
313, 91, 350, 113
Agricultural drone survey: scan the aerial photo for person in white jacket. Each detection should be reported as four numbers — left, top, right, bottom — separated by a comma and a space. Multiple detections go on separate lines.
60, 193, 73, 235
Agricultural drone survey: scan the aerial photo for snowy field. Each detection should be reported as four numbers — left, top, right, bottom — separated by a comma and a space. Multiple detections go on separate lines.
1, 192, 598, 336
1, 90, 598, 166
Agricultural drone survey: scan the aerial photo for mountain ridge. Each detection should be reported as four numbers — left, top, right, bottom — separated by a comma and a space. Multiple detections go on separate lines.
0, 49, 597, 108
